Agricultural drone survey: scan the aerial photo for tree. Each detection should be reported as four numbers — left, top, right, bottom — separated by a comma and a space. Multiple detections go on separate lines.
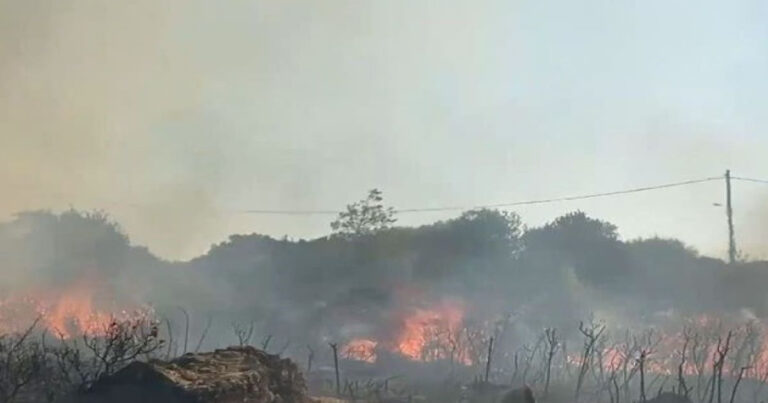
330, 189, 396, 239
448, 209, 523, 256
0, 319, 45, 403
524, 211, 630, 288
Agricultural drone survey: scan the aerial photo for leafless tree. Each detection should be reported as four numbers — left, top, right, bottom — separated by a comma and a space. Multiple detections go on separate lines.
177, 307, 190, 355
232, 321, 255, 347
635, 329, 661, 403
163, 317, 176, 359
461, 323, 490, 370
81, 317, 164, 383
544, 327, 560, 396
0, 318, 44, 403
575, 320, 606, 402
729, 366, 750, 403
193, 315, 213, 353
520, 338, 543, 386
306, 345, 315, 373
261, 334, 273, 351
677, 327, 693, 398
689, 326, 717, 403
707, 331, 733, 403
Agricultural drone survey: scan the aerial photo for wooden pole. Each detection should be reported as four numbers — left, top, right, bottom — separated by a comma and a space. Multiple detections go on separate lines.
725, 170, 736, 264
485, 337, 494, 383
330, 343, 341, 396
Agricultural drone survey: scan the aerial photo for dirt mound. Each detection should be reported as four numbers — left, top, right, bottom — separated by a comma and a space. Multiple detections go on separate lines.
499, 386, 534, 403
74, 346, 313, 403
463, 382, 535, 403
646, 392, 693, 403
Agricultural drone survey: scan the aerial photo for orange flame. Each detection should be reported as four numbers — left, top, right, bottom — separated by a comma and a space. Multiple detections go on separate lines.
339, 300, 474, 365
0, 279, 150, 339
393, 300, 472, 364
564, 314, 768, 381
36, 288, 114, 339
342, 338, 378, 363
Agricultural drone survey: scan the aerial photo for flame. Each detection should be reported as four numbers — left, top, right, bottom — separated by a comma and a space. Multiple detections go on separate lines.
339, 299, 475, 365
342, 338, 378, 363
563, 314, 768, 381
37, 287, 114, 339
393, 299, 472, 364
0, 279, 150, 339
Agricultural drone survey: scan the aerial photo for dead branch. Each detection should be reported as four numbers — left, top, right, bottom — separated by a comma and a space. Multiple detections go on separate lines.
177, 307, 190, 355
575, 320, 606, 402
193, 315, 213, 353
729, 366, 750, 403
544, 327, 560, 396
232, 321, 255, 347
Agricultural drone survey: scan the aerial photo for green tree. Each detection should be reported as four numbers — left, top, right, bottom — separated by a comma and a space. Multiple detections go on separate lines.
524, 211, 630, 287
449, 209, 523, 256
330, 189, 396, 238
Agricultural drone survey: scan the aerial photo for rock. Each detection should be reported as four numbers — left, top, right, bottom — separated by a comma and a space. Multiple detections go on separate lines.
645, 392, 693, 403
463, 382, 535, 403
499, 386, 534, 403
74, 346, 314, 403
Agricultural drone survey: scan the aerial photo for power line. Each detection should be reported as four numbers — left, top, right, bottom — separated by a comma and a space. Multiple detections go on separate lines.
238, 176, 724, 215
732, 176, 768, 185
239, 209, 341, 216
396, 176, 723, 213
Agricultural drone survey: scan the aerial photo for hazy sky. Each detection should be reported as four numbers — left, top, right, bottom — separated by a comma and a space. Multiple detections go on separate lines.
1, 0, 767, 260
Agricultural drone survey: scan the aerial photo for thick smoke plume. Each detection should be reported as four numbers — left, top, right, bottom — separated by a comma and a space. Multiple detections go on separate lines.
1, 208, 766, 353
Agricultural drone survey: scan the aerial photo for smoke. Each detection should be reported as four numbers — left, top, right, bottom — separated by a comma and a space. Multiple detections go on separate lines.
4, 205, 768, 402
740, 191, 768, 260
1, 3, 767, 400
0, 0, 214, 258
3, 0, 766, 261
0, 0, 524, 259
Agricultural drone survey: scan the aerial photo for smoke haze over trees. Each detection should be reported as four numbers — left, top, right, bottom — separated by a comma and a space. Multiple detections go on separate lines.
2, 198, 767, 352
2, 1, 767, 401
3, 0, 767, 261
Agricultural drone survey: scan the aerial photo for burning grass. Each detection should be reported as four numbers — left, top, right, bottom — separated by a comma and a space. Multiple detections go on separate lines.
0, 280, 152, 340
328, 313, 768, 403
7, 284, 768, 402
4, 312, 768, 403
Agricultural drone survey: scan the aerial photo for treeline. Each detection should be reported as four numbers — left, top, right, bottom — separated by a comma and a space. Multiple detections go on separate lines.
1, 193, 768, 348
187, 208, 768, 336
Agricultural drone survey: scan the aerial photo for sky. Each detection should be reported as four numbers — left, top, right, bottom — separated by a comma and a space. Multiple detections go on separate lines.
1, 0, 767, 260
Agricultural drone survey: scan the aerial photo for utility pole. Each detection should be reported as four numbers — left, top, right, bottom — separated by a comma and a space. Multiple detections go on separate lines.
329, 343, 340, 396
484, 337, 494, 383
725, 170, 736, 264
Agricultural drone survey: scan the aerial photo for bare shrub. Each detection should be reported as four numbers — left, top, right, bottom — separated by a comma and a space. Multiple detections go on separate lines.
0, 319, 45, 403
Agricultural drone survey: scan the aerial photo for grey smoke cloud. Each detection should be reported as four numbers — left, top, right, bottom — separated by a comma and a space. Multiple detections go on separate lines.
1, 0, 766, 259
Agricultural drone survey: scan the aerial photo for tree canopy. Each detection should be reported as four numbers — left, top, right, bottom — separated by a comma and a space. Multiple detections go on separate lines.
330, 189, 397, 239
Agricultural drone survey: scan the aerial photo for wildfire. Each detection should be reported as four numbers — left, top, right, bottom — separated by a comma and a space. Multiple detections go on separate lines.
341, 299, 475, 365
37, 289, 114, 339
342, 338, 378, 363
561, 314, 768, 382
394, 300, 467, 362
0, 279, 150, 339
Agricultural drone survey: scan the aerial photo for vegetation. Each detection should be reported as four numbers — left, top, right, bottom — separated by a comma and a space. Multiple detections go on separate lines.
331, 189, 397, 239
0, 317, 163, 402
2, 191, 768, 401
